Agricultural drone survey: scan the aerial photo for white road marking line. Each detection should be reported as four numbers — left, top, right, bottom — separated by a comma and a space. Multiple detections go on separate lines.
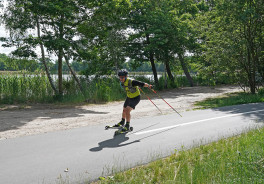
135, 109, 264, 135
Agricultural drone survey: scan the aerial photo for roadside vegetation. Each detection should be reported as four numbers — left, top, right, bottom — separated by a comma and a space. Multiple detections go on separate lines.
194, 89, 264, 109
0, 72, 221, 105
1, 71, 264, 108
0, 72, 126, 104
94, 126, 264, 184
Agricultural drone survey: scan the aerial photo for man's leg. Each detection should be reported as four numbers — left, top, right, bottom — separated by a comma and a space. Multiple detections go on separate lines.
120, 106, 132, 131
112, 107, 126, 127
122, 107, 126, 120
124, 106, 133, 122
121, 96, 140, 131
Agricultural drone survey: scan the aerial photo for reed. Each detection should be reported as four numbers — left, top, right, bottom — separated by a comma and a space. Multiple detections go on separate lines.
0, 73, 54, 104
0, 74, 126, 104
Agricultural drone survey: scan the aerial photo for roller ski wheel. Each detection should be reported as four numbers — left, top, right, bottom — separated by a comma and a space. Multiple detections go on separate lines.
114, 127, 133, 136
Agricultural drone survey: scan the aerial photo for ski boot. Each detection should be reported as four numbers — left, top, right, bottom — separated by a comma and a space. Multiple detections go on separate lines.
105, 120, 125, 130
114, 123, 133, 136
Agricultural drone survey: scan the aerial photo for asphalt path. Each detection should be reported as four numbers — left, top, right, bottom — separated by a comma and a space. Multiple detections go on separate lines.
0, 103, 264, 184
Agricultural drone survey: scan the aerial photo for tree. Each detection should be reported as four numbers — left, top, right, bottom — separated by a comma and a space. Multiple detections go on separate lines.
0, 54, 8, 70
78, 0, 130, 76
203, 0, 264, 93
126, 0, 199, 87
1, 0, 88, 96
125, 0, 160, 86
169, 0, 199, 87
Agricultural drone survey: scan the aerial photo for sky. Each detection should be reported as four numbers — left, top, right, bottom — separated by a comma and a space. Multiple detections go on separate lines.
0, 1, 56, 60
0, 27, 15, 55
0, 0, 16, 55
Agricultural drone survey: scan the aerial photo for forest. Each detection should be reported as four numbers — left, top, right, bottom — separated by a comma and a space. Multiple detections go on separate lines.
0, 0, 263, 101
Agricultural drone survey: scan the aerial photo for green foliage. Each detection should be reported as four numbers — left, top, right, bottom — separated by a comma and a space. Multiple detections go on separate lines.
77, 0, 131, 76
258, 88, 264, 96
0, 54, 9, 70
122, 59, 165, 73
132, 75, 151, 84
84, 76, 126, 103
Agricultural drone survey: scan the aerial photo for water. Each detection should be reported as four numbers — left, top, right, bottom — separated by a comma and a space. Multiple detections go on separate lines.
0, 73, 165, 81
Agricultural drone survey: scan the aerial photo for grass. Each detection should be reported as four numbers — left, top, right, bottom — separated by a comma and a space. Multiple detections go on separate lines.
194, 92, 264, 109
93, 127, 264, 184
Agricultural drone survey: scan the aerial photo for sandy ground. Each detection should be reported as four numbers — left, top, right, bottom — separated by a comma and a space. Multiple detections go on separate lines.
0, 85, 243, 140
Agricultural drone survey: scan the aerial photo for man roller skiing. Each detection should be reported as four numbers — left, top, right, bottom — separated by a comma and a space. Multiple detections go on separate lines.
113, 69, 152, 132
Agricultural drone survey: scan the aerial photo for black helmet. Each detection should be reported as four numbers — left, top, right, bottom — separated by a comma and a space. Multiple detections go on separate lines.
118, 69, 128, 76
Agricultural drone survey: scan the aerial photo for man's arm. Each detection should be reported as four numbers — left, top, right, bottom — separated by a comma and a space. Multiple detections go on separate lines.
132, 80, 152, 88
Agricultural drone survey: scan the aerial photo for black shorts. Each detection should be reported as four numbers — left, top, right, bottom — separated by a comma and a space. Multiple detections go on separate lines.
124, 95, 140, 109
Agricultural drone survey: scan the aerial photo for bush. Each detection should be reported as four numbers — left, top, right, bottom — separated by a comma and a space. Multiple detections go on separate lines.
258, 87, 264, 95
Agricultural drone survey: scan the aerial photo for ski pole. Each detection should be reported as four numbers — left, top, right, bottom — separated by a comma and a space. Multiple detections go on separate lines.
139, 87, 163, 114
148, 88, 182, 117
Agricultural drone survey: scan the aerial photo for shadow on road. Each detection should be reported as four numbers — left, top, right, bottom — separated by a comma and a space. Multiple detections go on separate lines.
89, 134, 140, 152
210, 103, 264, 124
130, 103, 264, 143
89, 123, 162, 152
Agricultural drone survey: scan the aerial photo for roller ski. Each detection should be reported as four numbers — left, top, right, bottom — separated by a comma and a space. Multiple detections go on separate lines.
114, 124, 133, 136
105, 121, 124, 130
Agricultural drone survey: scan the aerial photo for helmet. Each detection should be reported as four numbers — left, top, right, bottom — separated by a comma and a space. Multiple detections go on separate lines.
118, 69, 128, 76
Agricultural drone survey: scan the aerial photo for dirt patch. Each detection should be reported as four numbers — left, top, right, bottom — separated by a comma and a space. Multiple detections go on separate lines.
0, 85, 242, 140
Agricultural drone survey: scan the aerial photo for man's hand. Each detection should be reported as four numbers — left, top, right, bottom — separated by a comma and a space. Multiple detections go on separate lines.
144, 83, 153, 89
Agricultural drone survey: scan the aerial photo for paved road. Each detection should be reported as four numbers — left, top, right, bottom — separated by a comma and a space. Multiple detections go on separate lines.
1, 103, 264, 184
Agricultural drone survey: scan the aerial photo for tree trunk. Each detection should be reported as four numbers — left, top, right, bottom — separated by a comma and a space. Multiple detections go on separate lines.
247, 48, 256, 94
150, 51, 159, 86
145, 33, 159, 86
58, 49, 63, 96
164, 63, 167, 88
164, 50, 174, 82
36, 18, 58, 95
64, 53, 85, 97
178, 53, 194, 87
245, 18, 256, 94
58, 17, 64, 96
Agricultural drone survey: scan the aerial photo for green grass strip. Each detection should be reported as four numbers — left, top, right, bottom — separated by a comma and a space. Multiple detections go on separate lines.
94, 127, 264, 184
194, 92, 264, 109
